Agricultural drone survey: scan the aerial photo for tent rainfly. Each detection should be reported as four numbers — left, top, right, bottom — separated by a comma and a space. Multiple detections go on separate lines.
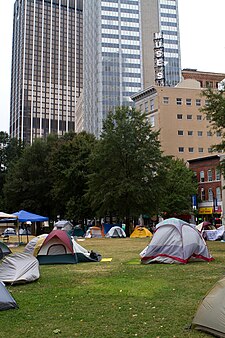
105, 226, 126, 238
130, 226, 152, 238
192, 276, 225, 337
0, 282, 18, 311
140, 218, 213, 264
85, 227, 103, 238
53, 220, 73, 231
0, 242, 12, 260
24, 234, 48, 256
0, 253, 40, 285
37, 230, 102, 264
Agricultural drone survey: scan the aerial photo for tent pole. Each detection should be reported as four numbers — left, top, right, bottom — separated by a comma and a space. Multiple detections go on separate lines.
17, 220, 20, 245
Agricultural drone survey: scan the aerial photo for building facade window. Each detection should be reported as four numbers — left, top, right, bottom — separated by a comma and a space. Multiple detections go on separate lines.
198, 147, 204, 153
145, 101, 148, 112
163, 96, 169, 104
178, 147, 184, 153
178, 130, 183, 135
196, 99, 201, 106
208, 188, 213, 202
208, 169, 213, 182
201, 188, 205, 201
198, 131, 203, 136
197, 115, 202, 120
176, 98, 182, 105
200, 171, 204, 182
187, 114, 192, 120
216, 168, 220, 180
188, 130, 193, 136
216, 187, 221, 202
149, 115, 155, 127
188, 147, 194, 153
186, 98, 191, 106
177, 114, 182, 119
150, 99, 154, 111
206, 81, 213, 88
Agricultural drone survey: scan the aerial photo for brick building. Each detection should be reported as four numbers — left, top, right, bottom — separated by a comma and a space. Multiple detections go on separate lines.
188, 155, 222, 225
182, 69, 225, 89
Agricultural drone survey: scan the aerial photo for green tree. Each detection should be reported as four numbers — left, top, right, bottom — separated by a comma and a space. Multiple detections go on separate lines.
48, 131, 97, 222
0, 132, 24, 210
86, 106, 166, 235
3, 138, 52, 216
201, 86, 225, 135
200, 86, 225, 172
160, 158, 198, 218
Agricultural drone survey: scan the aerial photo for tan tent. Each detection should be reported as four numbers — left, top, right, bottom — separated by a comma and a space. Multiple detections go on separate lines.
192, 276, 225, 337
0, 212, 17, 219
130, 226, 152, 238
24, 234, 48, 256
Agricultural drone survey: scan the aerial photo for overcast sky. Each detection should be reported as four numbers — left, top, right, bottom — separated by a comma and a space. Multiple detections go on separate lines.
1, 0, 225, 133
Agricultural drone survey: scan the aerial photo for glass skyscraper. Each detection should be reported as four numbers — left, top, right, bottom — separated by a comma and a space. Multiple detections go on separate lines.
141, 0, 181, 88
10, 0, 182, 141
83, 0, 143, 137
10, 0, 83, 144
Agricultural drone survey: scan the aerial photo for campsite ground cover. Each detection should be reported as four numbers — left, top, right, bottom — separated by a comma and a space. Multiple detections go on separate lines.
0, 238, 224, 338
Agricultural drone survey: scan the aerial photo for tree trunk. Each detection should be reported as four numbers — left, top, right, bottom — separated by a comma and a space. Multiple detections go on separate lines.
125, 214, 131, 237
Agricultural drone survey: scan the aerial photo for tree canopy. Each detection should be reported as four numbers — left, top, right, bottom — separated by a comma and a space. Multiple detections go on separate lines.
0, 132, 24, 210
3, 131, 96, 221
86, 106, 166, 232
48, 131, 97, 221
3, 138, 52, 215
160, 157, 198, 218
201, 86, 225, 170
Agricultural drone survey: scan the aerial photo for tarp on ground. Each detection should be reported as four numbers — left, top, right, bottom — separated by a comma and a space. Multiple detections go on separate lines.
13, 210, 49, 222
203, 225, 225, 241
0, 282, 18, 311
0, 253, 40, 285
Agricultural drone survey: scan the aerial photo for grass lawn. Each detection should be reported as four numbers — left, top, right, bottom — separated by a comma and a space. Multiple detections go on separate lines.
0, 238, 224, 338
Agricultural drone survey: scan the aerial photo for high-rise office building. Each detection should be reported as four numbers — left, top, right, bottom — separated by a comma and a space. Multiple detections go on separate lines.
83, 0, 143, 137
10, 0, 83, 144
141, 0, 181, 88
82, 0, 181, 137
10, 0, 182, 141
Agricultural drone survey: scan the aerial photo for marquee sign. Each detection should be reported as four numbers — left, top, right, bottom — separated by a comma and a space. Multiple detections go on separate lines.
154, 32, 165, 86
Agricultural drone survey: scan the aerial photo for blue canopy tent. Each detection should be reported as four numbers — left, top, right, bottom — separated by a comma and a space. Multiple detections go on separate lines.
13, 210, 49, 242
13, 210, 49, 223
